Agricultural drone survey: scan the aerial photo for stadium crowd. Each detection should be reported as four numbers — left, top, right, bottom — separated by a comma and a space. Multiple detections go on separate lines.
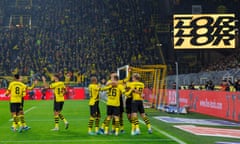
0, 0, 239, 87
203, 49, 240, 72
0, 0, 159, 85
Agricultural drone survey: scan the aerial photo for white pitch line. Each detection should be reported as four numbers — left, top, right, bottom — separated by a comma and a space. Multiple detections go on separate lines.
139, 119, 186, 144
100, 100, 186, 144
9, 106, 36, 121
0, 139, 173, 143
24, 106, 36, 113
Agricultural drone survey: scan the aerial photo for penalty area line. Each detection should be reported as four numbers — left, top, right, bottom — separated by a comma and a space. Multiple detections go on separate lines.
0, 139, 173, 143
8, 106, 36, 122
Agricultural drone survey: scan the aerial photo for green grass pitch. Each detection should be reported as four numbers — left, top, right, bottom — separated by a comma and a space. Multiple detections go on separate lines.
0, 100, 239, 144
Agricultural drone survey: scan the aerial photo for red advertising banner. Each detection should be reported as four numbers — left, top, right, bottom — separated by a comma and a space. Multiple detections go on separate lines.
167, 90, 240, 122
0, 87, 85, 100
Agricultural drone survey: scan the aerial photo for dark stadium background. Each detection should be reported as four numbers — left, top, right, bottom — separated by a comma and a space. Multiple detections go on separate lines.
0, 0, 239, 87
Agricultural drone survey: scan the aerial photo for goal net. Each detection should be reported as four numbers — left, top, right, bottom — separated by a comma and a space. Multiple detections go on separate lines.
117, 65, 167, 109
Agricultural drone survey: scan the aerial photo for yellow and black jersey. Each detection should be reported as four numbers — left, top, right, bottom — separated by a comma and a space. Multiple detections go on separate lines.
128, 81, 144, 101
49, 81, 66, 102
88, 83, 100, 106
7, 81, 27, 103
102, 85, 125, 107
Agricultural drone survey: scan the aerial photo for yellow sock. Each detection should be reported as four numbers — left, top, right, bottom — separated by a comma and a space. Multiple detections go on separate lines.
54, 116, 59, 128
88, 127, 92, 133
95, 127, 99, 133
147, 124, 151, 129
18, 116, 22, 127
131, 117, 136, 132
115, 117, 120, 134
112, 125, 115, 131
12, 115, 18, 128
134, 116, 139, 130
88, 117, 95, 133
101, 123, 105, 129
104, 117, 111, 134
19, 115, 27, 127
59, 113, 68, 124
104, 126, 109, 134
143, 116, 151, 129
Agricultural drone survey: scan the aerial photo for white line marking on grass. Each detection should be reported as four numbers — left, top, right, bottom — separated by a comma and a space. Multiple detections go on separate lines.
8, 106, 36, 121
0, 139, 173, 143
25, 106, 36, 113
100, 100, 186, 144
139, 120, 186, 144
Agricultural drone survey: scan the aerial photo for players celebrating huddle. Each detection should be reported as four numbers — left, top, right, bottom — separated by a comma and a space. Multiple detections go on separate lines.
5, 70, 152, 136
88, 69, 152, 136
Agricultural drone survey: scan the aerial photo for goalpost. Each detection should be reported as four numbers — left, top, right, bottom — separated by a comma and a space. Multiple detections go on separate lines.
117, 64, 167, 109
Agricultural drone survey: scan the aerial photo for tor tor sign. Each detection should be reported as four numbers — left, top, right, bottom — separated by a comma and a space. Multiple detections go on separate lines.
173, 14, 236, 49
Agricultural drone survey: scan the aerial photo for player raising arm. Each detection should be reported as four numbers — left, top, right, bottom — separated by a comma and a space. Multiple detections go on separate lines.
42, 74, 69, 131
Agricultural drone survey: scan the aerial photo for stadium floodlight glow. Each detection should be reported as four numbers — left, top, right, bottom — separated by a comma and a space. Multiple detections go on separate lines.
173, 14, 236, 49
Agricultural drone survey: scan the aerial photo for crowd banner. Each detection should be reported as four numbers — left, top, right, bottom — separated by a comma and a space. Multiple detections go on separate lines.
0, 87, 85, 100
167, 90, 240, 122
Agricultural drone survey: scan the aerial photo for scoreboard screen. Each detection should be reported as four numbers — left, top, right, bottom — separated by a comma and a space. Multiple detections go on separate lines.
173, 14, 236, 49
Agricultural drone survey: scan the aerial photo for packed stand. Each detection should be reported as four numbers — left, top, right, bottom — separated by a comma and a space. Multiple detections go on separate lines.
0, 0, 158, 86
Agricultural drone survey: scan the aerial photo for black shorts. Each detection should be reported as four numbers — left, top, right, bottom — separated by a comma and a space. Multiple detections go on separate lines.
125, 97, 132, 114
54, 101, 64, 112
107, 106, 120, 116
10, 103, 21, 113
131, 100, 145, 114
120, 96, 124, 113
90, 101, 100, 117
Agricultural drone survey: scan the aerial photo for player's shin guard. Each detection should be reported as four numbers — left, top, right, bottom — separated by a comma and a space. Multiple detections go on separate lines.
54, 116, 59, 128
88, 117, 95, 133
143, 116, 151, 129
